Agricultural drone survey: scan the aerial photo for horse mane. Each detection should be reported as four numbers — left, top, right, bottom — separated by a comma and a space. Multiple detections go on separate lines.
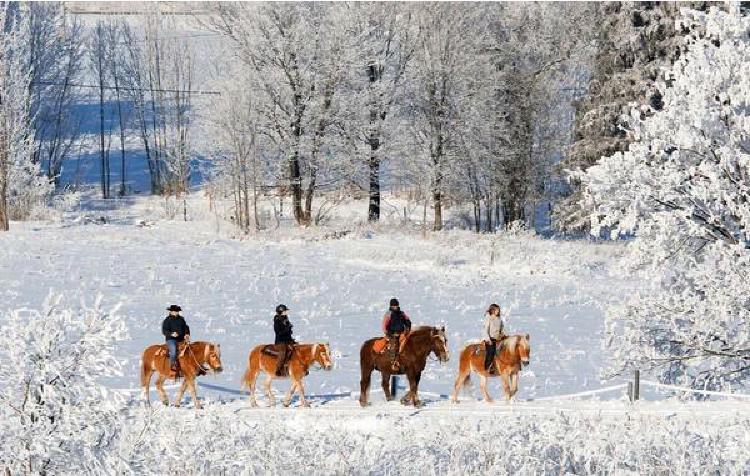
411, 325, 439, 335
505, 335, 519, 354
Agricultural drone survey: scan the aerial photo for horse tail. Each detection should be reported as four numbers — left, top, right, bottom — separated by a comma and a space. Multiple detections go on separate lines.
140, 351, 151, 388
240, 347, 258, 390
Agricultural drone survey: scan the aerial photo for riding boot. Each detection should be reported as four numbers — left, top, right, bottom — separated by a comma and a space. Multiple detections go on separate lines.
275, 344, 288, 377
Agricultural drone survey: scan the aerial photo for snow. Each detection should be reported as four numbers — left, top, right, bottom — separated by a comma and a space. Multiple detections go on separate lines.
2, 195, 749, 472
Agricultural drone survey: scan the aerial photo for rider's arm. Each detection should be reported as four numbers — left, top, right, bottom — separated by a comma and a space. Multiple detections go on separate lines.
403, 313, 412, 330
184, 322, 191, 340
382, 313, 390, 333
162, 319, 170, 338
484, 315, 491, 341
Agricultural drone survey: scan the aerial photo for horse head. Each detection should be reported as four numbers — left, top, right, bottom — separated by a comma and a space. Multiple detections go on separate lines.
518, 334, 531, 367
203, 342, 224, 373
430, 326, 450, 363
313, 343, 333, 371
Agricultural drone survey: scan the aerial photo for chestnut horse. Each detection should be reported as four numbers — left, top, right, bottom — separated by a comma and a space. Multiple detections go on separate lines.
451, 334, 531, 403
141, 341, 223, 409
241, 343, 333, 407
359, 326, 449, 407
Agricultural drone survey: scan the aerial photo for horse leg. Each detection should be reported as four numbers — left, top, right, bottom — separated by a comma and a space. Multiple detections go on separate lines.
381, 371, 393, 401
263, 375, 276, 406
500, 373, 512, 403
246, 368, 260, 407
359, 366, 373, 407
510, 371, 519, 399
283, 379, 297, 407
400, 373, 418, 407
411, 371, 423, 407
155, 374, 169, 406
297, 379, 310, 408
173, 379, 188, 407
479, 375, 493, 403
188, 379, 202, 410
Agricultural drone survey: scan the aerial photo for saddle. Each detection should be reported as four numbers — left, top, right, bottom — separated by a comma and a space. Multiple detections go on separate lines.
263, 344, 300, 376
155, 342, 188, 357
373, 334, 407, 354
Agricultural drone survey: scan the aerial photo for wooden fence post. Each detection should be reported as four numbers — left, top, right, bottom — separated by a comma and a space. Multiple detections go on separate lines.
391, 375, 398, 399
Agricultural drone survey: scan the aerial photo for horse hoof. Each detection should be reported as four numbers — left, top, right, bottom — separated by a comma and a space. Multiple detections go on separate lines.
359, 400, 369, 408
301, 402, 311, 408
283, 401, 291, 408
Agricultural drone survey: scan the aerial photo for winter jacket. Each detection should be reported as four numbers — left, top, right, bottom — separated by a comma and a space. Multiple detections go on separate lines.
274, 314, 294, 344
383, 310, 411, 335
484, 313, 505, 341
162, 315, 190, 342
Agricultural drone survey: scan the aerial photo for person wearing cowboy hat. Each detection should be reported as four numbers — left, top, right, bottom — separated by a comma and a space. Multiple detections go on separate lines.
162, 305, 191, 372
273, 304, 296, 376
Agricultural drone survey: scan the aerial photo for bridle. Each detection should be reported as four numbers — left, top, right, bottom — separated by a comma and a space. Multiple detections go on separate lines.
187, 341, 212, 373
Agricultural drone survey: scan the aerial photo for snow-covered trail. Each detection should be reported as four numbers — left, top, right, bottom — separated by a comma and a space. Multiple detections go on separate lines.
1, 219, 629, 402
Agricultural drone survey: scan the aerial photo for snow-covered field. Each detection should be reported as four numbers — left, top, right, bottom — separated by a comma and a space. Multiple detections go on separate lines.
3, 197, 750, 474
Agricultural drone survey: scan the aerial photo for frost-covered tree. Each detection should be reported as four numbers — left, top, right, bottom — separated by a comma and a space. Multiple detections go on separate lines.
558, 2, 720, 231
582, 6, 750, 390
0, 2, 50, 231
0, 296, 127, 473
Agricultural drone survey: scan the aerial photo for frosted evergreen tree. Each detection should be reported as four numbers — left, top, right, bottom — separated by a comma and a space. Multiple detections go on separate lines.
557, 2, 713, 232
582, 6, 750, 390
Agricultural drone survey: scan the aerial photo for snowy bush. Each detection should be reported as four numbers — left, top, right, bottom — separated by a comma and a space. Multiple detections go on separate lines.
582, 7, 750, 389
0, 296, 128, 474
111, 406, 750, 474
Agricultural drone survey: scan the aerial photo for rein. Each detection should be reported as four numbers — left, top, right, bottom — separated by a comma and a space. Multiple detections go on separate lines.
186, 342, 209, 374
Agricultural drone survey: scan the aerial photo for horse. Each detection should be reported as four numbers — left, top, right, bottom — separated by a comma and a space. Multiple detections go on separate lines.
241, 342, 333, 407
451, 334, 531, 403
140, 341, 223, 409
359, 326, 449, 407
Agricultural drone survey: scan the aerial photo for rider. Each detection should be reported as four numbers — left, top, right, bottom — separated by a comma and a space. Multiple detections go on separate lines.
483, 303, 506, 372
162, 305, 191, 372
382, 298, 411, 371
273, 304, 296, 376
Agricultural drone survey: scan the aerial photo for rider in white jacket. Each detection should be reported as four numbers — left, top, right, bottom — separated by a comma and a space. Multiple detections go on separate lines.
483, 304, 505, 371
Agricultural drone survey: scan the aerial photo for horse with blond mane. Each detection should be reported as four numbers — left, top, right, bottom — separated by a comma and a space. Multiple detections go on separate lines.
241, 342, 333, 407
141, 340, 223, 409
451, 334, 531, 403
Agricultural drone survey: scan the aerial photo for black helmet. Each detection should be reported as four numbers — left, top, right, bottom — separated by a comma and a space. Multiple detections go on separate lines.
276, 304, 289, 314
167, 305, 182, 312
389, 298, 399, 308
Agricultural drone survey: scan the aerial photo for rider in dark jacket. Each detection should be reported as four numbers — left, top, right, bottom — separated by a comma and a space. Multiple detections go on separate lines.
273, 304, 295, 376
382, 298, 411, 371
162, 305, 190, 371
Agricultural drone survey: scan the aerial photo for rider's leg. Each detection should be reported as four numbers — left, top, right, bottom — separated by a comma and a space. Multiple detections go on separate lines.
275, 344, 288, 377
167, 339, 178, 370
484, 339, 496, 371
390, 334, 401, 370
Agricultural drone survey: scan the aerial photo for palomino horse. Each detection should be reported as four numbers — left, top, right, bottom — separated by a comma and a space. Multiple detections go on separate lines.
242, 343, 333, 407
359, 326, 449, 407
451, 334, 531, 403
141, 341, 223, 409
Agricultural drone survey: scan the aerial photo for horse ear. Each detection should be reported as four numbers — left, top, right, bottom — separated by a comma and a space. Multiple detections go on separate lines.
525, 334, 530, 341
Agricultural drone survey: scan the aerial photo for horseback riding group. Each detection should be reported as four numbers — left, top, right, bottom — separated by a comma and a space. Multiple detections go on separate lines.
141, 298, 531, 409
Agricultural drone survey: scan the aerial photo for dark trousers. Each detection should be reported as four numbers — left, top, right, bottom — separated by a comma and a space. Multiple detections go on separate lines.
275, 343, 294, 376
484, 338, 498, 370
166, 339, 178, 367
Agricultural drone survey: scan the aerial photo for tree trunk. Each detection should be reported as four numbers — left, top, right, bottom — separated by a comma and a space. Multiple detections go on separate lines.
484, 197, 493, 233
114, 69, 127, 197
473, 199, 480, 233
433, 189, 443, 231
368, 152, 380, 222
0, 172, 8, 232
